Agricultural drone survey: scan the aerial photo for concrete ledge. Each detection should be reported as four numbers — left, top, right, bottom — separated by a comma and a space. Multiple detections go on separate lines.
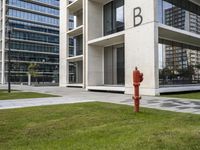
159, 85, 200, 93
67, 0, 82, 14
159, 23, 200, 47
125, 87, 160, 96
67, 25, 83, 37
67, 55, 83, 62
189, 0, 200, 6
67, 83, 84, 87
87, 86, 125, 92
88, 31, 125, 47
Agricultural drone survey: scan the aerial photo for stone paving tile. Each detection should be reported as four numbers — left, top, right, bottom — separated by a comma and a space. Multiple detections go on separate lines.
176, 106, 191, 110
191, 101, 200, 105
147, 101, 160, 103
165, 99, 191, 105
193, 106, 200, 109
120, 99, 132, 103
1, 85, 200, 114
160, 103, 181, 107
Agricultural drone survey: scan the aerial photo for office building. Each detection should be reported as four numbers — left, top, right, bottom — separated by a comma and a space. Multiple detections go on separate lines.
0, 0, 59, 84
60, 0, 200, 95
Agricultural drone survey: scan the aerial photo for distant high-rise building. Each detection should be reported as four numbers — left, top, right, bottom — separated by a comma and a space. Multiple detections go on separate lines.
0, 0, 59, 84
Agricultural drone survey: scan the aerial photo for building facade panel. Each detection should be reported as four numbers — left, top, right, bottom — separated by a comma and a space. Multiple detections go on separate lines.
1, 0, 59, 84
60, 0, 200, 95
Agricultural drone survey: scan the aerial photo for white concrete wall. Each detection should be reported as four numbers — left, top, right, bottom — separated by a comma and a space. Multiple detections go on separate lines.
83, 0, 86, 87
124, 0, 159, 95
87, 0, 103, 40
59, 0, 68, 86
76, 10, 83, 27
87, 45, 104, 86
86, 0, 103, 87
1, 0, 6, 84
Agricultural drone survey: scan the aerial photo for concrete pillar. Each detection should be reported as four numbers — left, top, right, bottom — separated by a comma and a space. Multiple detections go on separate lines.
28, 73, 31, 86
1, 0, 6, 84
59, 0, 68, 87
124, 0, 159, 95
87, 45, 104, 86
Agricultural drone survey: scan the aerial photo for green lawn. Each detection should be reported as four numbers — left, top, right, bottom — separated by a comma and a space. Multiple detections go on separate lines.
161, 92, 200, 100
0, 90, 58, 100
0, 102, 200, 150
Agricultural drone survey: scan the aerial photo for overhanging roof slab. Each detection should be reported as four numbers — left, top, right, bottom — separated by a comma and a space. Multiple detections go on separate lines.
159, 23, 200, 47
67, 0, 82, 14
88, 31, 125, 47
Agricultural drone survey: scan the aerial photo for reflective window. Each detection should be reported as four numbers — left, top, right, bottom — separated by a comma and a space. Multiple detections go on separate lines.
11, 30, 59, 44
37, 0, 59, 6
8, 0, 59, 16
69, 35, 83, 57
104, 44, 125, 85
4, 0, 59, 83
69, 61, 83, 84
157, 0, 200, 35
9, 41, 58, 53
159, 39, 200, 86
104, 0, 124, 36
10, 20, 59, 34
9, 9, 59, 26
6, 51, 58, 63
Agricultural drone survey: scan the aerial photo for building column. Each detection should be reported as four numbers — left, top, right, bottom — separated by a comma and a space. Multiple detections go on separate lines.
124, 0, 159, 95
59, 0, 68, 87
1, 0, 6, 84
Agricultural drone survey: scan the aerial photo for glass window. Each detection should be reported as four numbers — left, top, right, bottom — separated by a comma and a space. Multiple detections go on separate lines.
158, 0, 200, 35
159, 39, 200, 86
69, 61, 83, 84
104, 44, 125, 85
68, 35, 83, 57
104, 0, 124, 36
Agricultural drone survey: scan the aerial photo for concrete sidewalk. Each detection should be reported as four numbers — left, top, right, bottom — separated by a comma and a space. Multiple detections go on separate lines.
0, 85, 200, 114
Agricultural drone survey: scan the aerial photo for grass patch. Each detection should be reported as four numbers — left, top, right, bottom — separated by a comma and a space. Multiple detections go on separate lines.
0, 102, 200, 150
0, 90, 59, 100
161, 91, 200, 100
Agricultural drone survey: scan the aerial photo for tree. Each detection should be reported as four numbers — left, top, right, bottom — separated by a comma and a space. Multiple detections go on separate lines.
27, 63, 39, 85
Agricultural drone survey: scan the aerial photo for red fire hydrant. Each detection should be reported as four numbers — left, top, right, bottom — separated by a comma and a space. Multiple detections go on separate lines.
133, 67, 143, 112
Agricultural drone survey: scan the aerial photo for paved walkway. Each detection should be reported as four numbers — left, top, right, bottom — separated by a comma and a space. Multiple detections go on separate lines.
1, 85, 200, 114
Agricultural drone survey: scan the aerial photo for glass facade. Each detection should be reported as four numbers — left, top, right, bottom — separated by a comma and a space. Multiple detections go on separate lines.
104, 0, 124, 36
158, 0, 200, 35
37, 0, 59, 6
69, 35, 83, 57
159, 39, 200, 87
104, 44, 125, 85
4, 0, 59, 84
9, 0, 59, 16
158, 0, 200, 87
9, 9, 58, 26
69, 61, 83, 84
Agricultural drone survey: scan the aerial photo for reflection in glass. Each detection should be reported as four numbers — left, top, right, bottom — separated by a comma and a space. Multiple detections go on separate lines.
157, 0, 200, 35
104, 0, 124, 36
69, 35, 83, 57
159, 39, 200, 87
104, 44, 125, 85
5, 0, 59, 83
69, 61, 83, 84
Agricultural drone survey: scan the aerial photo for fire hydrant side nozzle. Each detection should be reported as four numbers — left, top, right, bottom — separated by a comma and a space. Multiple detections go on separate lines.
133, 67, 143, 112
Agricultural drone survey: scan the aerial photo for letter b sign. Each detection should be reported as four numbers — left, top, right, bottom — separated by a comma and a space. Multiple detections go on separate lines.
133, 7, 143, 27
